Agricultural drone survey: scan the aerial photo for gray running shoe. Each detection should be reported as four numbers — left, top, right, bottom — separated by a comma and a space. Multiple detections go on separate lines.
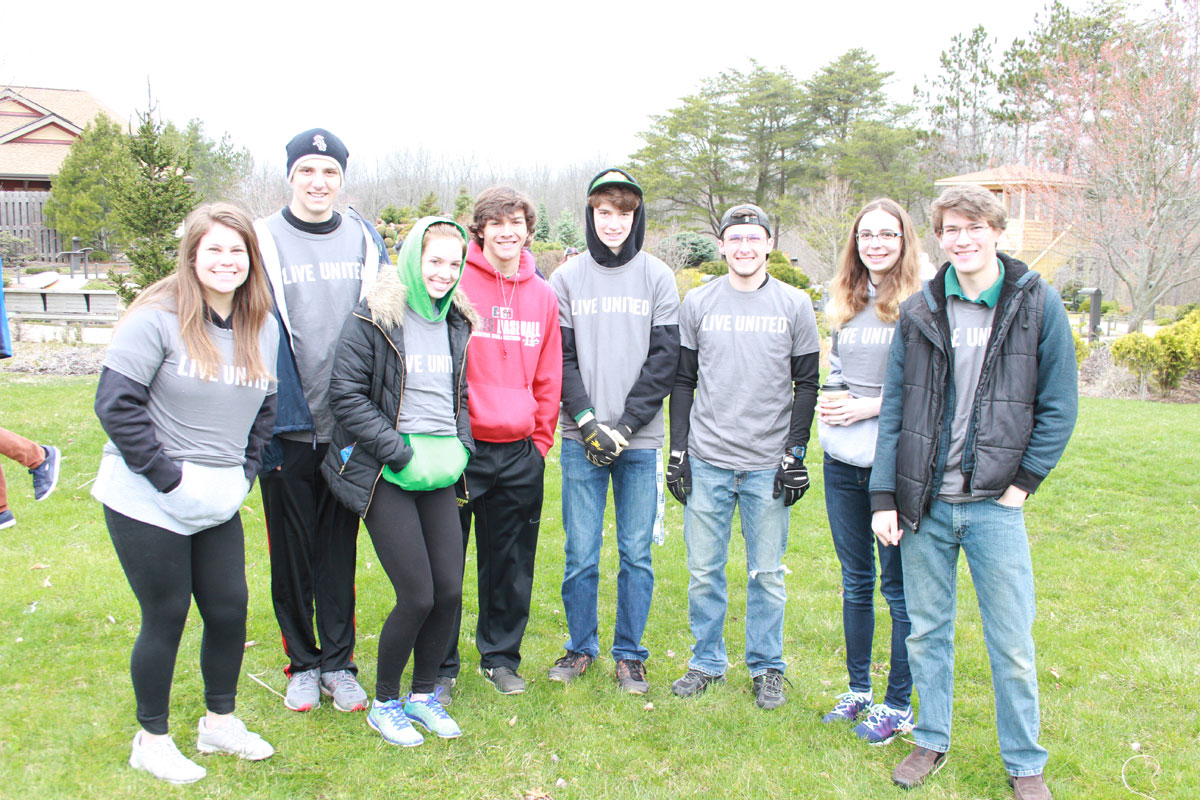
547, 651, 594, 684
434, 675, 456, 706
671, 668, 725, 697
483, 665, 526, 694
284, 668, 320, 712
752, 669, 788, 710
320, 669, 368, 712
615, 659, 649, 694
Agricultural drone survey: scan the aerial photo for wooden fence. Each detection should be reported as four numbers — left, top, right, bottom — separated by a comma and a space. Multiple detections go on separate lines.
0, 191, 62, 262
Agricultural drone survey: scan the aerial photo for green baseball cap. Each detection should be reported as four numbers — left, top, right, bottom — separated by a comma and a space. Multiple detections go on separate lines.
588, 169, 643, 198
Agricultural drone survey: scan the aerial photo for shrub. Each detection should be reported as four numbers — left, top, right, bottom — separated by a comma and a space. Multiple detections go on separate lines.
675, 268, 704, 299
1152, 328, 1192, 391
658, 231, 717, 269
767, 251, 810, 289
698, 260, 727, 276
379, 205, 406, 225
1174, 302, 1199, 321
0, 231, 35, 270
1110, 332, 1158, 396
1072, 329, 1090, 368
530, 240, 565, 254
23, 265, 59, 275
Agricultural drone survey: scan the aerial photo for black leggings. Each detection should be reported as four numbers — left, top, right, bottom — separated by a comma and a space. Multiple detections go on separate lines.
105, 506, 247, 735
364, 482, 463, 701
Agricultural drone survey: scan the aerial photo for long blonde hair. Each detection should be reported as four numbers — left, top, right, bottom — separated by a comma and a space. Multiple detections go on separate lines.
127, 203, 275, 383
826, 198, 922, 329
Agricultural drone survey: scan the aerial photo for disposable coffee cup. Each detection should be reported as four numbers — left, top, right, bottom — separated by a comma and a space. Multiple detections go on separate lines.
821, 379, 850, 400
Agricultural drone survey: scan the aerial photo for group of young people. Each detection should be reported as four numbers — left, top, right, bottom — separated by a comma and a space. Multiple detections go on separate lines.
88, 126, 1077, 800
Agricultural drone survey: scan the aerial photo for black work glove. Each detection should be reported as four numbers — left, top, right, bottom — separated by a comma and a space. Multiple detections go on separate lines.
666, 450, 690, 505
772, 454, 809, 506
578, 412, 621, 467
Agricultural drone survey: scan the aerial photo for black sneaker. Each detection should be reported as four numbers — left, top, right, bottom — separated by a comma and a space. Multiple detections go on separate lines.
615, 659, 649, 694
671, 668, 725, 697
30, 445, 60, 501
547, 651, 594, 684
752, 669, 789, 710
433, 675, 456, 706
482, 665, 526, 695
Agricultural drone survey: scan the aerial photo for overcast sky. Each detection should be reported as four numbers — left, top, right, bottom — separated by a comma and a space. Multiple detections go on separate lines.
4, 0, 1132, 175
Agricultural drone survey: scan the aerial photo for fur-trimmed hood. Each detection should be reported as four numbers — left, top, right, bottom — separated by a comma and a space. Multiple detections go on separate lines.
365, 265, 481, 331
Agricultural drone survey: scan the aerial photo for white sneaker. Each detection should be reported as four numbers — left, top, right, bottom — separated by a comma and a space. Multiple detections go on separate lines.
196, 716, 275, 760
129, 731, 206, 784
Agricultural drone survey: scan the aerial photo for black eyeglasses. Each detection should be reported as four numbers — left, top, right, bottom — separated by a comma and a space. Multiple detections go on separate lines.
856, 230, 902, 243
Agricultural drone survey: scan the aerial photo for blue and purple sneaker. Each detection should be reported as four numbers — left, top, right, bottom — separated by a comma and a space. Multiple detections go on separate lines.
821, 690, 873, 723
853, 703, 914, 745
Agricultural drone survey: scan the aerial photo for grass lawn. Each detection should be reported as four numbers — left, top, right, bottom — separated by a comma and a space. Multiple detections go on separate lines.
0, 372, 1196, 799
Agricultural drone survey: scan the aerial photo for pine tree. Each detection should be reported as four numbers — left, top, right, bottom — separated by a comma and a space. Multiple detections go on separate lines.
453, 186, 473, 223
552, 208, 584, 249
534, 202, 552, 242
416, 191, 441, 218
109, 106, 197, 303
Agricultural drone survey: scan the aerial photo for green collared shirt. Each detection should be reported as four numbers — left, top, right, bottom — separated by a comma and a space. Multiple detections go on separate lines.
945, 259, 1004, 307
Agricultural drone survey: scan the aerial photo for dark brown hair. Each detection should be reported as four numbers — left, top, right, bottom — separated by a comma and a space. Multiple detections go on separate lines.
469, 186, 536, 247
587, 186, 641, 213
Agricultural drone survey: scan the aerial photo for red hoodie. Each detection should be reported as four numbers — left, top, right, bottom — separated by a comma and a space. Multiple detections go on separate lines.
460, 241, 562, 456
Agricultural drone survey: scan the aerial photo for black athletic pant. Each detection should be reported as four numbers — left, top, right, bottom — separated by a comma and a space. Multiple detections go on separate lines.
259, 438, 359, 675
364, 481, 463, 700
441, 437, 544, 677
105, 506, 247, 735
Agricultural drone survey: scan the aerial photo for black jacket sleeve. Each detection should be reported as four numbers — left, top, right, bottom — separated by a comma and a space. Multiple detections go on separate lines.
668, 346, 698, 452
787, 352, 820, 453
94, 367, 182, 492
327, 315, 412, 471
618, 324, 681, 434
243, 393, 277, 481
559, 327, 592, 421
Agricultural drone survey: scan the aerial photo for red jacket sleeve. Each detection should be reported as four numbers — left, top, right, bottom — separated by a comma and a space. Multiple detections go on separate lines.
531, 292, 563, 457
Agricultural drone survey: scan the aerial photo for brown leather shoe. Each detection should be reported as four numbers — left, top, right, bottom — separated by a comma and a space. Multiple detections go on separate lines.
892, 745, 948, 789
1010, 774, 1053, 800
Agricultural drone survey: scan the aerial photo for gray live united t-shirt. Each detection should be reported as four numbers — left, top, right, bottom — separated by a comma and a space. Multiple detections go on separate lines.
102, 305, 279, 466
264, 211, 366, 442
679, 275, 819, 470
395, 308, 456, 436
938, 295, 997, 501
551, 251, 679, 449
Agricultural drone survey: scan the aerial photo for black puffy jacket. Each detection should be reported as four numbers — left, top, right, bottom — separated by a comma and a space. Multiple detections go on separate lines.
320, 269, 479, 517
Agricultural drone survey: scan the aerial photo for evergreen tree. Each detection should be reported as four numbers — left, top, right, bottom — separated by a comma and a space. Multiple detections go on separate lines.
416, 191, 441, 218
109, 106, 197, 303
552, 208, 585, 249
453, 186, 473, 223
163, 119, 251, 203
534, 202, 552, 241
43, 115, 134, 255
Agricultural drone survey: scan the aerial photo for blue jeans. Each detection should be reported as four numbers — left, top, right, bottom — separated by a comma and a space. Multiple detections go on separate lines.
901, 497, 1047, 777
683, 456, 789, 677
823, 456, 911, 708
559, 438, 657, 662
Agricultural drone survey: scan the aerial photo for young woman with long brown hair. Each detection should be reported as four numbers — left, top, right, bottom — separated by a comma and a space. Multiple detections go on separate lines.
818, 197, 923, 744
92, 203, 278, 784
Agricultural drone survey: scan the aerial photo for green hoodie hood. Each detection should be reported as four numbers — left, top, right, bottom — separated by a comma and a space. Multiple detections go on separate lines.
397, 216, 468, 322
